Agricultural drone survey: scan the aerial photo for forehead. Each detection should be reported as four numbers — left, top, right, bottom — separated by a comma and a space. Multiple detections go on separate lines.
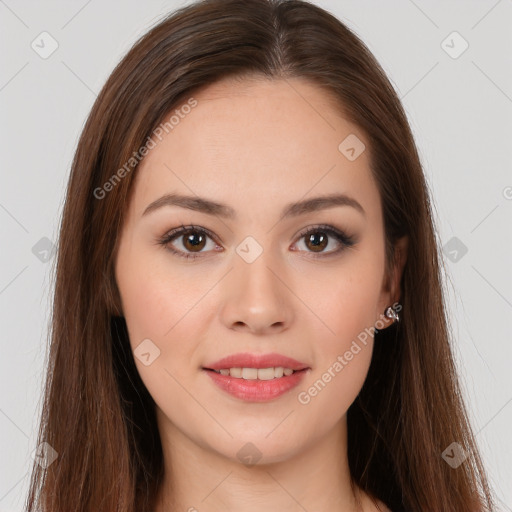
130, 76, 381, 223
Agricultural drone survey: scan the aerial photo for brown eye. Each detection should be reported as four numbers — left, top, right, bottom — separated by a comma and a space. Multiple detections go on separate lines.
304, 231, 328, 252
182, 231, 207, 252
294, 225, 356, 257
158, 225, 219, 260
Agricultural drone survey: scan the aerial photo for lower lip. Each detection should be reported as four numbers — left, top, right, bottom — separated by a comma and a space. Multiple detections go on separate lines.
203, 368, 309, 402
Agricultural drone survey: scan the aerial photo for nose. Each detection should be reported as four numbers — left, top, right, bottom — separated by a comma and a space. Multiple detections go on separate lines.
219, 249, 294, 335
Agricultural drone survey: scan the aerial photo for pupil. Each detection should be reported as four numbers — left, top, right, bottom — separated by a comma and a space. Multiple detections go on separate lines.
185, 232, 205, 250
308, 232, 327, 252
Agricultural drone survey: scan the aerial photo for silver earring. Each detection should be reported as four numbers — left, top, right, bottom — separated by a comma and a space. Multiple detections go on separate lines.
384, 304, 400, 323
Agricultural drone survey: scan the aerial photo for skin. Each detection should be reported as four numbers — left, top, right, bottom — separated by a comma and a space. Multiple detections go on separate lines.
115, 76, 407, 512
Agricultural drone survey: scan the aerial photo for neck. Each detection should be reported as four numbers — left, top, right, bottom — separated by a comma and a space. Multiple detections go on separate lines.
153, 409, 374, 512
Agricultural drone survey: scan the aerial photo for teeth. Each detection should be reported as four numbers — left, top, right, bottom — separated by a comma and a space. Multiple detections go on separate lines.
212, 367, 298, 380
230, 367, 242, 378
242, 368, 258, 379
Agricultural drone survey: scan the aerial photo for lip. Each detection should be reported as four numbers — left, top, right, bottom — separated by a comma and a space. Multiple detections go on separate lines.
203, 352, 310, 371
203, 367, 310, 402
202, 352, 311, 403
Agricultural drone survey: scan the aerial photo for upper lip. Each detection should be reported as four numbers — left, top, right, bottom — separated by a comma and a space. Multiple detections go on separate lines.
203, 352, 310, 371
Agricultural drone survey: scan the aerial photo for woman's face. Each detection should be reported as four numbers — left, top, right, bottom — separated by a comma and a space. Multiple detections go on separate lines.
115, 77, 399, 464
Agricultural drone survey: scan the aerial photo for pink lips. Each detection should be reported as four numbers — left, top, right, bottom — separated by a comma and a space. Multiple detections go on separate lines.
203, 352, 309, 371
202, 352, 310, 402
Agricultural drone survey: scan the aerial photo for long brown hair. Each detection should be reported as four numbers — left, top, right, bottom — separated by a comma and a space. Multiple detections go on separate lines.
25, 0, 496, 510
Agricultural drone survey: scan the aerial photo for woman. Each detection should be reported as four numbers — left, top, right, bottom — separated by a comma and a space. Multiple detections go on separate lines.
25, 0, 496, 510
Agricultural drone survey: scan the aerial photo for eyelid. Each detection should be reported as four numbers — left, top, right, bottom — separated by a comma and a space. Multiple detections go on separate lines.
163, 224, 220, 244
157, 224, 221, 260
292, 224, 356, 256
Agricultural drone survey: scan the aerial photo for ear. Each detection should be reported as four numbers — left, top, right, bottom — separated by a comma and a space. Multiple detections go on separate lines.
376, 235, 408, 330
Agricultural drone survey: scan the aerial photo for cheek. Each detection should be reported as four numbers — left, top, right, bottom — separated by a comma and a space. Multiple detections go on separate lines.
115, 246, 207, 391
117, 266, 172, 345
116, 241, 204, 342
307, 253, 383, 350
295, 344, 372, 435
294, 290, 376, 429
116, 261, 213, 432
293, 256, 382, 416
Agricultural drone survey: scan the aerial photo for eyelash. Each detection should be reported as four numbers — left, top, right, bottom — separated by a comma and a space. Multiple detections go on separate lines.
156, 223, 356, 261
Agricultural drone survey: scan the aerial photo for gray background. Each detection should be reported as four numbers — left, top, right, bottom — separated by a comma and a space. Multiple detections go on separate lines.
1, 0, 511, 510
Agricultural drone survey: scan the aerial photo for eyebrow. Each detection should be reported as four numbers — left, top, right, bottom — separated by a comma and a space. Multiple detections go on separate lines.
142, 192, 366, 220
